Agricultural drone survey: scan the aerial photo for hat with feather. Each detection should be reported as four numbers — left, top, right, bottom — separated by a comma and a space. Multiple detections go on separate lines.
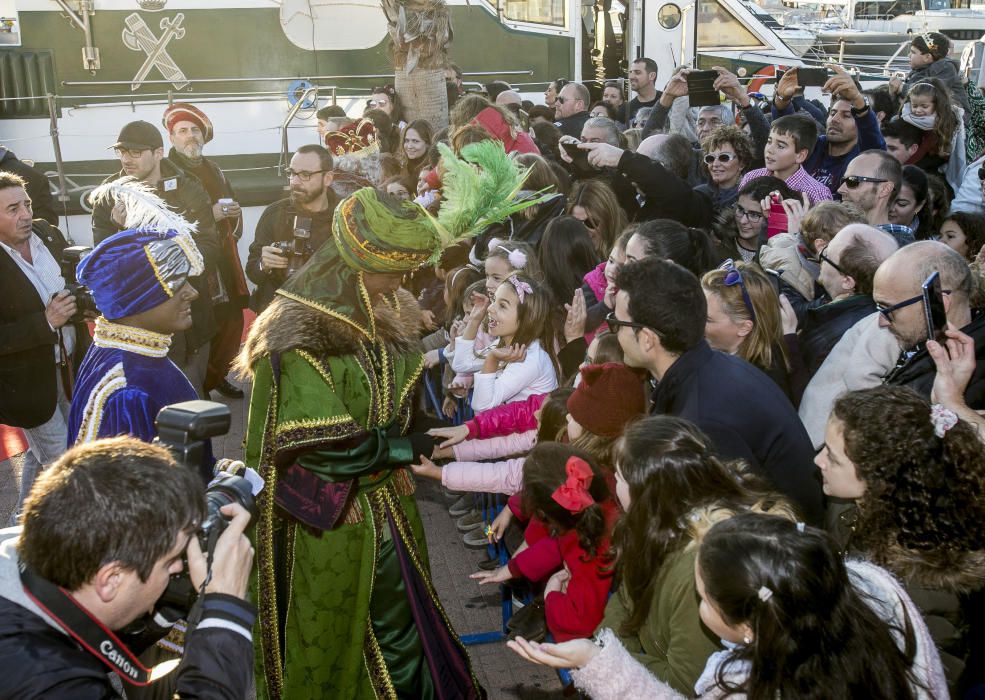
79, 177, 204, 320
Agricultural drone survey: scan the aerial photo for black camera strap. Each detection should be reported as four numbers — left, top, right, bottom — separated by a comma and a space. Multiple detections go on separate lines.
19, 563, 178, 686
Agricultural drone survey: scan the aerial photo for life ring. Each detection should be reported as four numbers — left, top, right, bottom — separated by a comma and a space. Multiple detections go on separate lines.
287, 79, 317, 109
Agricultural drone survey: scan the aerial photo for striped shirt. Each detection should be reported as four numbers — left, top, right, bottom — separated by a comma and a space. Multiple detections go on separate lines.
740, 166, 834, 205
0, 233, 75, 359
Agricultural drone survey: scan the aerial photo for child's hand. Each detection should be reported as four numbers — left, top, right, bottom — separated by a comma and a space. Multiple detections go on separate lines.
449, 318, 465, 340
781, 192, 811, 235
423, 349, 441, 368
603, 280, 618, 309
563, 290, 587, 343
507, 637, 600, 670
470, 565, 514, 585
888, 75, 903, 95
467, 292, 490, 324
449, 382, 468, 398
544, 564, 571, 596
488, 507, 514, 543
441, 396, 458, 419
432, 444, 454, 460
428, 424, 470, 448
489, 343, 527, 364
779, 294, 799, 335
410, 455, 443, 481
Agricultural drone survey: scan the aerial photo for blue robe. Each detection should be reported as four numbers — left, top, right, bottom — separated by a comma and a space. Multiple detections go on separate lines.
67, 322, 198, 445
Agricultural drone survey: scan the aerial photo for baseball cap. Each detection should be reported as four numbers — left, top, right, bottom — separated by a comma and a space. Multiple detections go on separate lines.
110, 121, 164, 151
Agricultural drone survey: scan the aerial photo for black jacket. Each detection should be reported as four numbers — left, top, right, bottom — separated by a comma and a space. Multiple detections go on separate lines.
91, 159, 221, 351
554, 111, 591, 138
800, 294, 875, 378
652, 341, 824, 525
885, 310, 985, 408
0, 533, 255, 699
0, 220, 89, 428
617, 150, 713, 227
245, 196, 338, 312
0, 147, 58, 225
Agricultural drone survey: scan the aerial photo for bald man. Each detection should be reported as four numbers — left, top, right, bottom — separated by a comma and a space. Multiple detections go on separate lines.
876, 240, 985, 405
838, 150, 915, 247
801, 224, 899, 375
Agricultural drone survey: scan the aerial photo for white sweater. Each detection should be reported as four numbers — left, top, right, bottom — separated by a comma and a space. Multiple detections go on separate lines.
467, 338, 558, 411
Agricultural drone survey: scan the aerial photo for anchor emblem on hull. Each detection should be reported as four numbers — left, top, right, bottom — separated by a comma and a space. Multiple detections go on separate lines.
122, 13, 189, 91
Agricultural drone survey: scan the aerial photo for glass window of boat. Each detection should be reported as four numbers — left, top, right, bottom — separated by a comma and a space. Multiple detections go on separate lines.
697, 0, 768, 50
503, 0, 566, 26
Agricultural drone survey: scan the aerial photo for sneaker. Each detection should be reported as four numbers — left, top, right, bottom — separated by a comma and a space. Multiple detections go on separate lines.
477, 555, 500, 571
448, 494, 473, 516
456, 510, 484, 532
462, 526, 491, 548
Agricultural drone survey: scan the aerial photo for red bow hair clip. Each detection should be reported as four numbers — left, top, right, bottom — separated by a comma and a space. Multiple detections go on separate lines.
551, 456, 595, 514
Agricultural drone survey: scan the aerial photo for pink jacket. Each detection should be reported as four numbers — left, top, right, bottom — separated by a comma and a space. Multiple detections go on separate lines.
466, 393, 546, 439
452, 430, 536, 462
441, 457, 525, 494
582, 262, 609, 344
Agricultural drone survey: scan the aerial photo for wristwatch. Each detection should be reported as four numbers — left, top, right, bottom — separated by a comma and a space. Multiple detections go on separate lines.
850, 97, 870, 117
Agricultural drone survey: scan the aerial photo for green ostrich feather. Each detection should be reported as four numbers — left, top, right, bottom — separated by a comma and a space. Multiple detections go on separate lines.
429, 140, 553, 259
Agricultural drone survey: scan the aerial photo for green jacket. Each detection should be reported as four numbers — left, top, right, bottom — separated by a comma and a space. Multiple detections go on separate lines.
601, 544, 720, 697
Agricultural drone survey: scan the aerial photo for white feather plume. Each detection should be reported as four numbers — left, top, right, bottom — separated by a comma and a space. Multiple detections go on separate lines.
88, 176, 197, 236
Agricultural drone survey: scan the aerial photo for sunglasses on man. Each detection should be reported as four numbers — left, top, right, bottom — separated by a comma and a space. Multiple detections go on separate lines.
841, 175, 887, 189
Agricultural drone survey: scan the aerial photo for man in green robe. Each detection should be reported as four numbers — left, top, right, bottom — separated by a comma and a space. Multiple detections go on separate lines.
238, 186, 483, 699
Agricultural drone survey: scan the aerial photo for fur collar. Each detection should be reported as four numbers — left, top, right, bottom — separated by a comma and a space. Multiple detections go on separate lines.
874, 542, 985, 594
235, 287, 422, 377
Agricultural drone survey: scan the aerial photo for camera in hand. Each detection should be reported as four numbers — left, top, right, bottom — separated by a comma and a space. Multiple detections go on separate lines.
59, 246, 98, 323
274, 215, 314, 276
153, 400, 258, 615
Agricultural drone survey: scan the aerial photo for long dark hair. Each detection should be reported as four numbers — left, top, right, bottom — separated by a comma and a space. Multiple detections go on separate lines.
521, 442, 611, 559
612, 416, 786, 635
537, 387, 575, 443
699, 513, 919, 700
537, 215, 601, 308
632, 219, 716, 278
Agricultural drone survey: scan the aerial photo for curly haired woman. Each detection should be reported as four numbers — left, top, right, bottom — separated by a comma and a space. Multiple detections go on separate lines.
818, 384, 985, 695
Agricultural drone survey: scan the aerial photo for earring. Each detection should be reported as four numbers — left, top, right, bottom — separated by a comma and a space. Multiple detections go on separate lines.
742, 634, 752, 645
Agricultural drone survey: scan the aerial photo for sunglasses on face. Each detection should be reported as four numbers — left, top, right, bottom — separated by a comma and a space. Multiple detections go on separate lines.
720, 259, 757, 323
734, 204, 765, 224
605, 311, 653, 335
704, 152, 737, 165
842, 175, 887, 189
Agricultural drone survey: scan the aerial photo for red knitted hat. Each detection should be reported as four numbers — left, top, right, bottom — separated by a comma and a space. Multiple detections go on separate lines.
567, 362, 646, 438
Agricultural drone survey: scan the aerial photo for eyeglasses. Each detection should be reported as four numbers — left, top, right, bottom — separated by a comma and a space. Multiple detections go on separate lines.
842, 175, 888, 189
556, 96, 569, 104
720, 259, 757, 323
734, 204, 765, 224
703, 152, 737, 164
818, 247, 847, 276
113, 147, 150, 159
285, 168, 327, 182
875, 294, 922, 323
605, 311, 654, 335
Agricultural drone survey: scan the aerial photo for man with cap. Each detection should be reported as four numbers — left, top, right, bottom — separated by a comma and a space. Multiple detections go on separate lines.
164, 103, 249, 399
90, 120, 220, 397
69, 181, 205, 445
235, 140, 547, 698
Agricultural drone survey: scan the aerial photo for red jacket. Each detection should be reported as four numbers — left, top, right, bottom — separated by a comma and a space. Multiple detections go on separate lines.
472, 108, 541, 155
507, 494, 619, 642
466, 393, 547, 439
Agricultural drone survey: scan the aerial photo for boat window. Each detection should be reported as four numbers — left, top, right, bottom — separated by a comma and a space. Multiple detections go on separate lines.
696, 0, 767, 50
657, 3, 682, 29
502, 0, 567, 27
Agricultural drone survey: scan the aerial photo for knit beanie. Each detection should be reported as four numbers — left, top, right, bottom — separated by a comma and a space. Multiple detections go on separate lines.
567, 362, 646, 438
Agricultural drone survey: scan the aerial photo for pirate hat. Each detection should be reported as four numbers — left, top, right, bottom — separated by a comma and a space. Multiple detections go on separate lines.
162, 103, 215, 143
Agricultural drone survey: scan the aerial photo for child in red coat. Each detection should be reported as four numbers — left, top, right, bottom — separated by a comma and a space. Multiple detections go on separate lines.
472, 443, 618, 642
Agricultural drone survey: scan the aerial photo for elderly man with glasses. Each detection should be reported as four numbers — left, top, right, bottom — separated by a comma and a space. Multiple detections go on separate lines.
246, 144, 337, 313
609, 256, 823, 525
90, 120, 220, 395
838, 149, 915, 247
875, 240, 985, 405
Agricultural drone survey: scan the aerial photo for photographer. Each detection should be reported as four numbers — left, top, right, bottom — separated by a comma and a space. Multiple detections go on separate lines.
0, 436, 255, 699
246, 145, 338, 312
0, 173, 91, 521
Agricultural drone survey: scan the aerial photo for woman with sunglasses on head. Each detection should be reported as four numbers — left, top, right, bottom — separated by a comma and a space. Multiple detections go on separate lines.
712, 176, 797, 264
819, 384, 985, 695
702, 261, 793, 398
366, 84, 406, 127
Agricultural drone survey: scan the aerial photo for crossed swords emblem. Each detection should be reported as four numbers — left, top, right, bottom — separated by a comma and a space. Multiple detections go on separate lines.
122, 13, 189, 91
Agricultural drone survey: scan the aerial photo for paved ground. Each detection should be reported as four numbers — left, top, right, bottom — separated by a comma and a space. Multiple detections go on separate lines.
0, 380, 564, 699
